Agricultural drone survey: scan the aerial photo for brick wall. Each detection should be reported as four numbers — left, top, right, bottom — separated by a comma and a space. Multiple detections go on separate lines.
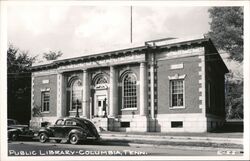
33, 74, 57, 117
156, 54, 202, 114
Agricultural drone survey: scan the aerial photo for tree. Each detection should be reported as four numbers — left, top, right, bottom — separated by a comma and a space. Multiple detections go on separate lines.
207, 7, 243, 62
43, 50, 63, 61
207, 7, 244, 120
7, 44, 37, 124
225, 74, 243, 119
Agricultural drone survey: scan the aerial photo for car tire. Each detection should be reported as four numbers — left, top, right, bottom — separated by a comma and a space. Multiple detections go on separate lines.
10, 132, 18, 141
69, 134, 79, 145
55, 139, 61, 143
39, 133, 48, 143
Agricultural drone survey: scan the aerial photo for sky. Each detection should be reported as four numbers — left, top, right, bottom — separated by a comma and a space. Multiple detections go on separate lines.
7, 4, 211, 60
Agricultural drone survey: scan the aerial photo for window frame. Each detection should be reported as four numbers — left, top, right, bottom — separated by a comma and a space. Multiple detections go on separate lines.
122, 72, 138, 109
41, 91, 50, 112
169, 78, 185, 109
68, 78, 83, 111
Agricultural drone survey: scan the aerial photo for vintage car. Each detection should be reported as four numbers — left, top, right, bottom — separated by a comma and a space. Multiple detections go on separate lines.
36, 117, 100, 144
8, 119, 34, 141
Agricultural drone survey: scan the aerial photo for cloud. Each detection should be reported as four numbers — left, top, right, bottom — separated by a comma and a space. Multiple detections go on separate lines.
75, 6, 129, 41
7, 5, 210, 59
8, 6, 70, 35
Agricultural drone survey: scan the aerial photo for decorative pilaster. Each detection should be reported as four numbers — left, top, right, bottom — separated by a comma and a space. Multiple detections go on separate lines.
150, 62, 155, 118
140, 62, 147, 116
198, 48, 206, 116
57, 73, 63, 118
82, 70, 90, 118
109, 66, 118, 117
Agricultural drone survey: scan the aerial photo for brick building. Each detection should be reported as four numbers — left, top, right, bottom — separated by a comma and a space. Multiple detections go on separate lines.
30, 36, 228, 132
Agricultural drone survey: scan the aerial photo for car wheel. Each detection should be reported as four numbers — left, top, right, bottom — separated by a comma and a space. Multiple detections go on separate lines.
55, 139, 61, 143
10, 133, 18, 141
69, 134, 79, 145
39, 133, 48, 143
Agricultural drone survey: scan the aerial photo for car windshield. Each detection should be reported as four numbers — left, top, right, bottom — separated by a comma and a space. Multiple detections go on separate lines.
55, 119, 64, 125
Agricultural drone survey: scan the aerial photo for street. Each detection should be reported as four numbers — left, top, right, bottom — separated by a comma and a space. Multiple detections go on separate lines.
8, 140, 243, 156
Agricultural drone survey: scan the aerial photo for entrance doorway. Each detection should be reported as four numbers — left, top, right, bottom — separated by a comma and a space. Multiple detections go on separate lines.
96, 95, 107, 117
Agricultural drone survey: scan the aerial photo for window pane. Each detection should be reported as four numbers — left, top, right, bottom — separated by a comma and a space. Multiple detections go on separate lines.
42, 91, 50, 112
171, 79, 184, 107
71, 79, 82, 110
123, 73, 137, 108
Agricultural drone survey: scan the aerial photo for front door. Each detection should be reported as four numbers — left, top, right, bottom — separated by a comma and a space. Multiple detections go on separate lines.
95, 95, 107, 117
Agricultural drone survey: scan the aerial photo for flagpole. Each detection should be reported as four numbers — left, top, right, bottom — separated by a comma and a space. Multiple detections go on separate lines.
130, 5, 133, 43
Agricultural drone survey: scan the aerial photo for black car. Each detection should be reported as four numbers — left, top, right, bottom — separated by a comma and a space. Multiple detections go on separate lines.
8, 119, 34, 141
36, 117, 100, 145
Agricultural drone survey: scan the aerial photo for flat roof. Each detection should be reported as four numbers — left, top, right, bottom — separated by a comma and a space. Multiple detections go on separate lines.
31, 36, 211, 70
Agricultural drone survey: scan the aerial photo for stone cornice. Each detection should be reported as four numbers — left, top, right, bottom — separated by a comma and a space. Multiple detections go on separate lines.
31, 37, 214, 72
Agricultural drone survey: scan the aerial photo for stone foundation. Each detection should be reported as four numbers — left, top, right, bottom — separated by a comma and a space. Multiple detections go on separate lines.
155, 113, 207, 133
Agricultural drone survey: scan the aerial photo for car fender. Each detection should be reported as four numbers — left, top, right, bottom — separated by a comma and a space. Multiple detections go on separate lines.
8, 128, 21, 136
8, 128, 21, 133
38, 128, 53, 137
68, 129, 87, 140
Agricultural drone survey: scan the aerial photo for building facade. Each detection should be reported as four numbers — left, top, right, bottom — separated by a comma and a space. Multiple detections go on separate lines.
30, 36, 228, 133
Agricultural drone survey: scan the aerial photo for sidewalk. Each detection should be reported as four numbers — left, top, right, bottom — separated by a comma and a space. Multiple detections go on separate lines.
99, 131, 243, 150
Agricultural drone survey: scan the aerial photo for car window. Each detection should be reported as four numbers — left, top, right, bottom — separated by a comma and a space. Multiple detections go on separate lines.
65, 120, 77, 126
55, 119, 64, 125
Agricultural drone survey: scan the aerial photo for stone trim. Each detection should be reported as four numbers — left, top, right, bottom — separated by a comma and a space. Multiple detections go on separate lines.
168, 74, 186, 80
32, 70, 57, 77
56, 73, 62, 118
198, 51, 206, 115
156, 113, 207, 133
57, 53, 146, 72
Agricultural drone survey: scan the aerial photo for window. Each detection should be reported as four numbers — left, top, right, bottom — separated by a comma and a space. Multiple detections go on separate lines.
170, 79, 184, 107
123, 73, 137, 109
121, 122, 130, 128
171, 121, 183, 128
41, 91, 50, 112
55, 119, 64, 126
65, 120, 77, 126
71, 79, 82, 110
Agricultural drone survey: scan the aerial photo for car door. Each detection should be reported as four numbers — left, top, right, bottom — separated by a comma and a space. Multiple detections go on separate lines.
64, 119, 78, 136
51, 119, 65, 138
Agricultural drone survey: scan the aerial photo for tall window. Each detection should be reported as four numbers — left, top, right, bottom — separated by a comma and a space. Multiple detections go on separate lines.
123, 73, 137, 109
71, 79, 82, 110
170, 79, 184, 107
41, 91, 50, 112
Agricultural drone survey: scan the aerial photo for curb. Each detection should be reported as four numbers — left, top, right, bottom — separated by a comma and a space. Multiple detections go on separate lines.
100, 140, 244, 152
99, 137, 243, 150
100, 134, 243, 145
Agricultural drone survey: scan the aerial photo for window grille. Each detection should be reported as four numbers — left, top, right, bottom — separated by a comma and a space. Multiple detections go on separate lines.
170, 79, 184, 107
41, 91, 50, 112
123, 73, 137, 109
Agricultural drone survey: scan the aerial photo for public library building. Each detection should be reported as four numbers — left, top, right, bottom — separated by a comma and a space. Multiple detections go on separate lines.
30, 36, 228, 132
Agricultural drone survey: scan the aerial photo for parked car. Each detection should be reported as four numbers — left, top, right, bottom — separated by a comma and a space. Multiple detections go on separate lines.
8, 119, 34, 141
36, 117, 100, 145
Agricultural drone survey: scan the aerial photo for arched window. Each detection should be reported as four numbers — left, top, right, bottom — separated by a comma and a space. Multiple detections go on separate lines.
123, 73, 137, 109
96, 77, 108, 84
70, 79, 82, 110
